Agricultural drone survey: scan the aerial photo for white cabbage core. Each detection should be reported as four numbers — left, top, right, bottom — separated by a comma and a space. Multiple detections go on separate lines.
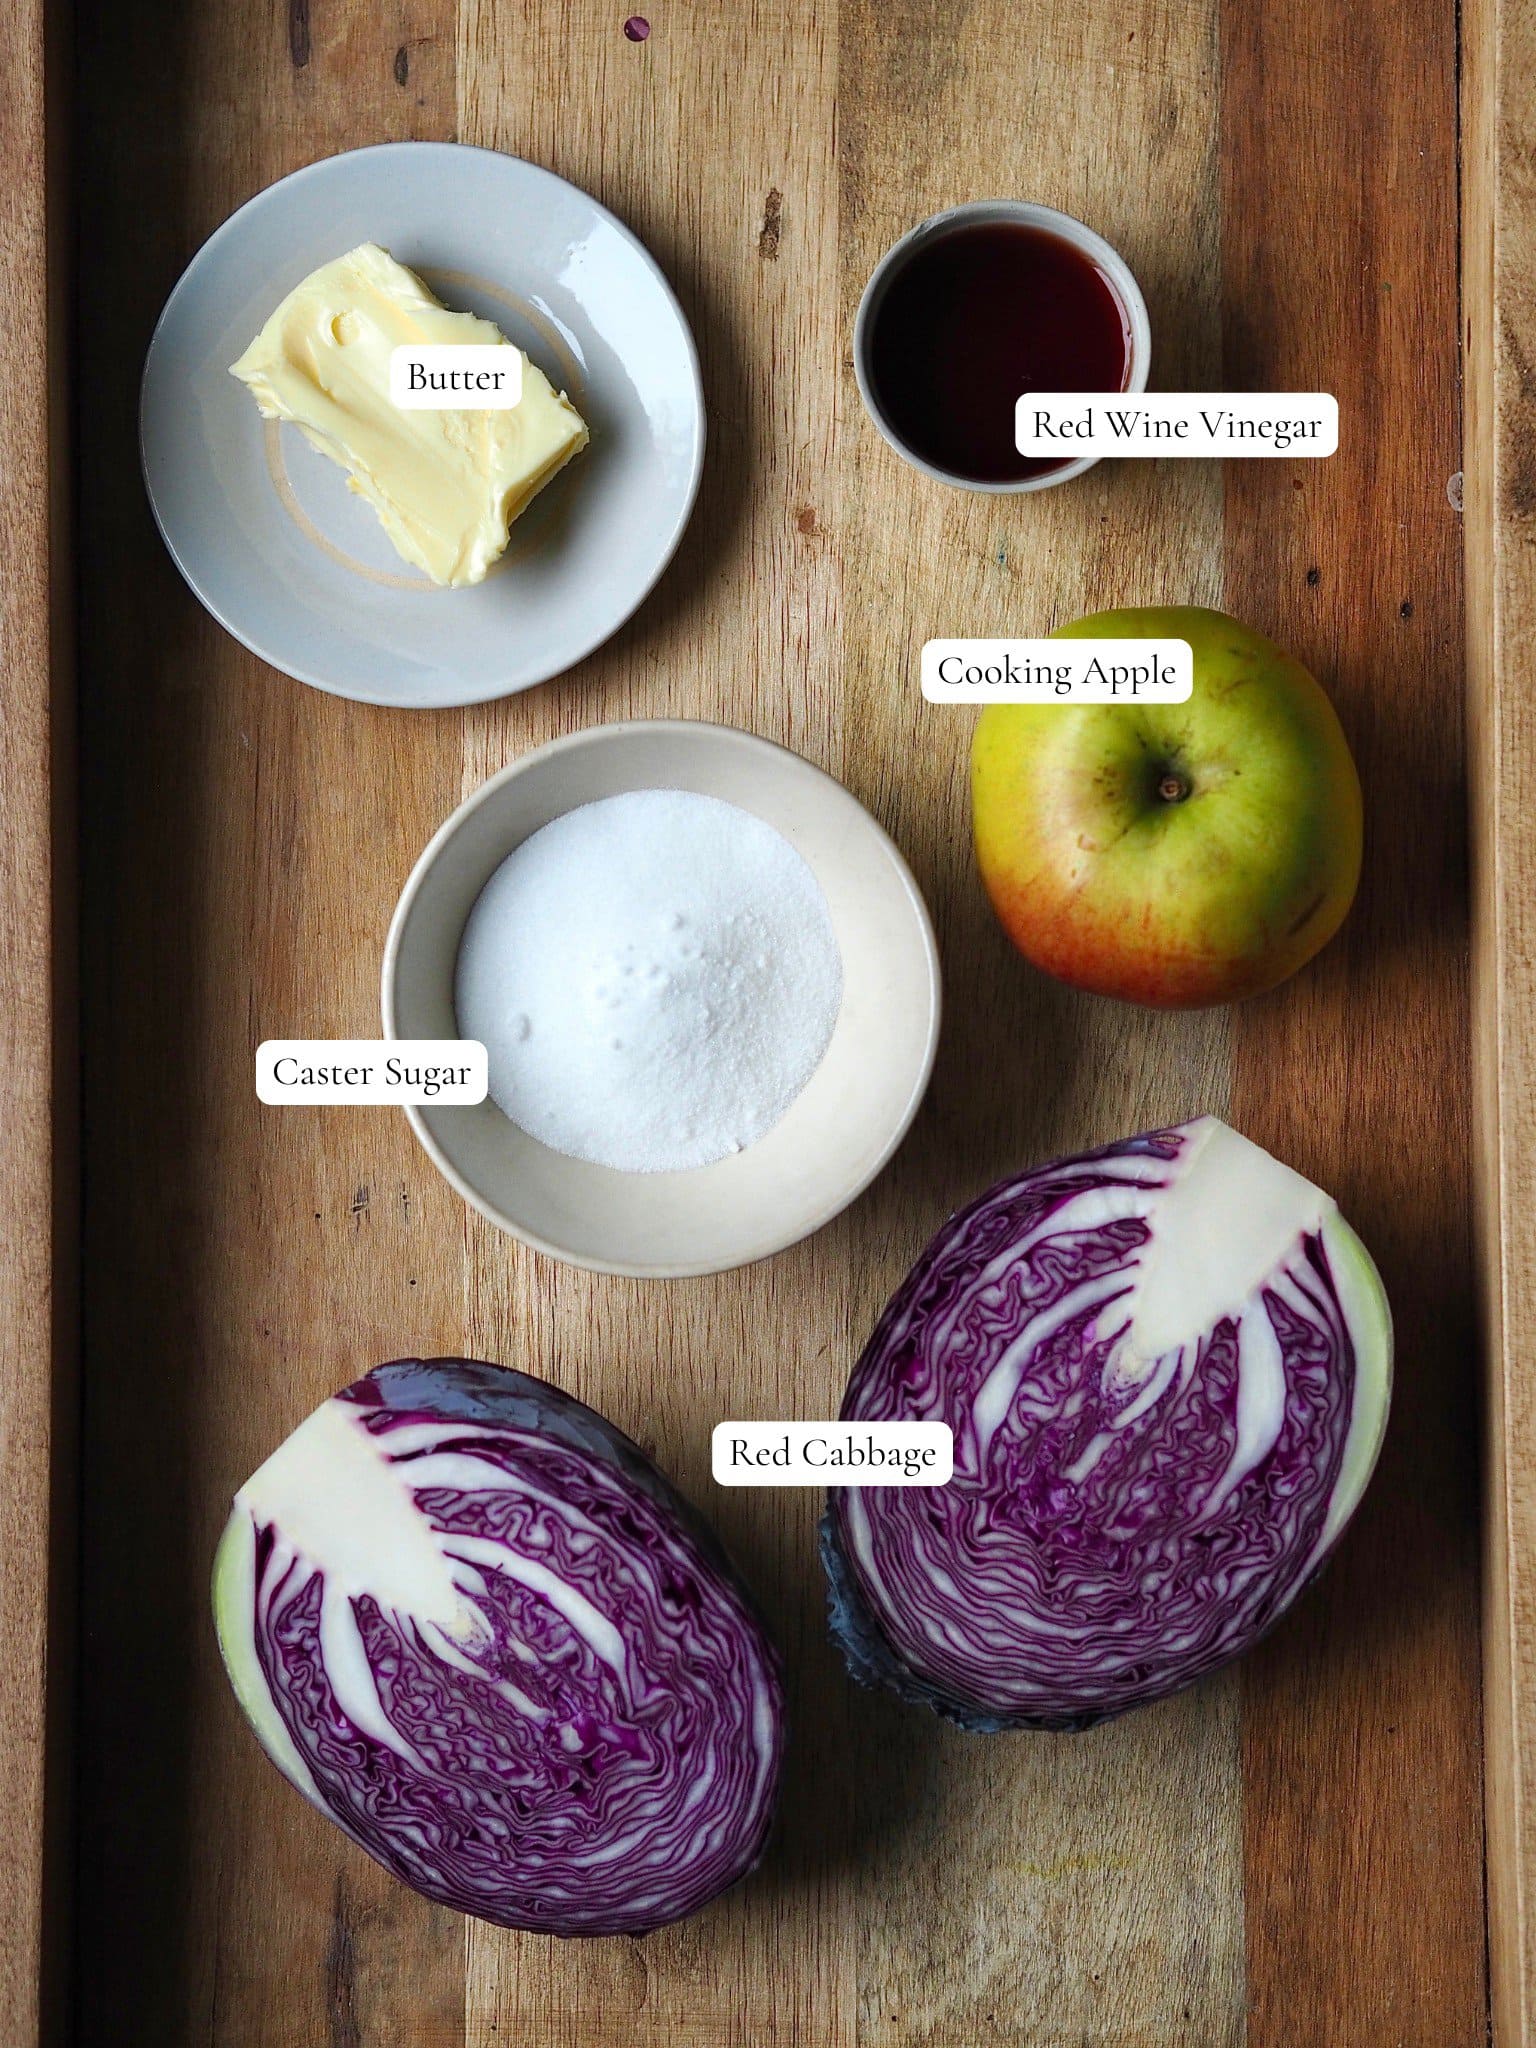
237, 1397, 474, 1631
1124, 1116, 1331, 1365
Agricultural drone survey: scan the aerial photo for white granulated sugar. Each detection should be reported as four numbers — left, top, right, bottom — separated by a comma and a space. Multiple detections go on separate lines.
454, 789, 844, 1173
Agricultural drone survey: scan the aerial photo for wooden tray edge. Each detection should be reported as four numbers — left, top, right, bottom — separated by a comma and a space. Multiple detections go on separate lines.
1464, 0, 1529, 2039
0, 0, 76, 2040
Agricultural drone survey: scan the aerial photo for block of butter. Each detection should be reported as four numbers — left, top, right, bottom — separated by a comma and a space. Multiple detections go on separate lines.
230, 244, 589, 588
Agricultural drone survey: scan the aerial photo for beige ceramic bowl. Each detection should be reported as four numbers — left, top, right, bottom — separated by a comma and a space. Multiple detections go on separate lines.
382, 720, 941, 1277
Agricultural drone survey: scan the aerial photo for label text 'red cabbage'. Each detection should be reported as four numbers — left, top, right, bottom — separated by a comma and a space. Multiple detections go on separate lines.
711, 1421, 953, 1486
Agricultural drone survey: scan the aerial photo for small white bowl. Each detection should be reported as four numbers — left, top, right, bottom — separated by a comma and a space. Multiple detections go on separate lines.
853, 200, 1151, 494
382, 722, 941, 1277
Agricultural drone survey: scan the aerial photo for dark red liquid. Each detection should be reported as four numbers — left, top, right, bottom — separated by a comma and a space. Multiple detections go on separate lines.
867, 222, 1133, 483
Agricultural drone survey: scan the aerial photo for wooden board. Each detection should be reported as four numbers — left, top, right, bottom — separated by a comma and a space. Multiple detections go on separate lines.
0, 0, 73, 2040
1464, 0, 1536, 2039
68, 0, 1485, 2043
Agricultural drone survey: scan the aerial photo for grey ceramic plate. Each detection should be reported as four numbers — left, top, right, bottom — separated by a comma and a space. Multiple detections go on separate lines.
142, 143, 705, 707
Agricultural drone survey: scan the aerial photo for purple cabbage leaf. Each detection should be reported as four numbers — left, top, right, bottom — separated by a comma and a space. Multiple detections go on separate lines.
823, 1118, 1392, 1730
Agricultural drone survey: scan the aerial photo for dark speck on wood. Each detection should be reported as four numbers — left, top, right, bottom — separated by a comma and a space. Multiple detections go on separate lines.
795, 505, 817, 535
1400, 599, 1414, 620
288, 0, 310, 67
394, 44, 409, 85
759, 188, 784, 259
1306, 566, 1321, 587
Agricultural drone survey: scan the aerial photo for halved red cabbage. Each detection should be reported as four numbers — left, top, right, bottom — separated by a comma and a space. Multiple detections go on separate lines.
214, 1359, 784, 1935
823, 1118, 1392, 1729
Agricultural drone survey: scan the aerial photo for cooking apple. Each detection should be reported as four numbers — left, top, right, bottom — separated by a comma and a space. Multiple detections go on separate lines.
971, 606, 1362, 1007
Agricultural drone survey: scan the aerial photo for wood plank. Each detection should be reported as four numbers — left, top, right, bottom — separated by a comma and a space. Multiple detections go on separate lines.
456, 5, 849, 2042
1220, 1, 1487, 2043
72, 3, 466, 2043
1464, 0, 1536, 2038
836, 3, 1246, 2044
0, 0, 73, 2036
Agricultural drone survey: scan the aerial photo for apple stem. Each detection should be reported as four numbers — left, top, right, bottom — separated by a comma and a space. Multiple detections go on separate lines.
1157, 771, 1193, 805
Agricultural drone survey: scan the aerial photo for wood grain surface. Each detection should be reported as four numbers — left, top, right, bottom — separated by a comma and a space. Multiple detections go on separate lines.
1221, 3, 1486, 2043
70, 1, 1483, 2045
1464, 0, 1536, 2039
0, 0, 73, 2039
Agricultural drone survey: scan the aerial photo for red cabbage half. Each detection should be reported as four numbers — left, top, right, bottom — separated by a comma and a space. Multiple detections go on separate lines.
214, 1359, 784, 1935
822, 1118, 1392, 1730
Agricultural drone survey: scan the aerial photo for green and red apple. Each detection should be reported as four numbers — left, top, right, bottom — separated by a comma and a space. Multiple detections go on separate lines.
971, 606, 1362, 1008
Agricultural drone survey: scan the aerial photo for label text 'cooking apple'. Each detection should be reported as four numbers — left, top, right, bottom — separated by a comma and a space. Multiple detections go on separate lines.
922, 639, 1193, 704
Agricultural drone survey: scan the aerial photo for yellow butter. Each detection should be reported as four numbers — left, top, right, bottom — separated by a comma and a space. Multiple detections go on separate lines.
230, 244, 589, 588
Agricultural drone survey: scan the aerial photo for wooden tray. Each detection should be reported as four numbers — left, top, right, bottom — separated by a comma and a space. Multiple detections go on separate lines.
5, 0, 1527, 2039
